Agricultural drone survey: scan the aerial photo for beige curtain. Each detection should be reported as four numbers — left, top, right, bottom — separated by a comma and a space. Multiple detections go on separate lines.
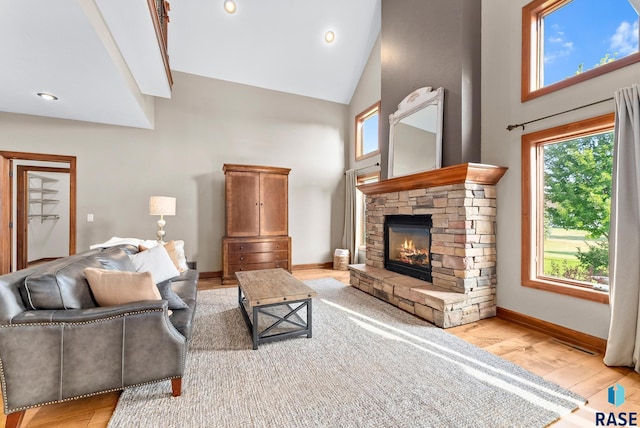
341, 169, 358, 264
604, 84, 640, 371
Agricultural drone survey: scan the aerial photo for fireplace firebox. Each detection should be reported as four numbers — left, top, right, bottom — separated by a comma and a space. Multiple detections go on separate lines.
384, 215, 432, 282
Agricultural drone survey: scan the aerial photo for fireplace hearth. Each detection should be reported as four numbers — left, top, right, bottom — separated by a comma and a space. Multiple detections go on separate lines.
384, 215, 432, 282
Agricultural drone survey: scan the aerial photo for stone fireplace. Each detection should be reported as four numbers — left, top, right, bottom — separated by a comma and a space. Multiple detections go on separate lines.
349, 163, 507, 328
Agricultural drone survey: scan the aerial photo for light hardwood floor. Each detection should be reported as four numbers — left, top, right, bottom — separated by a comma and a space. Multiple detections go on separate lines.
2, 268, 638, 427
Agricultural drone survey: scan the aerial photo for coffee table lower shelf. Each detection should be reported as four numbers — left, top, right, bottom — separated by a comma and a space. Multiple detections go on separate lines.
238, 287, 313, 350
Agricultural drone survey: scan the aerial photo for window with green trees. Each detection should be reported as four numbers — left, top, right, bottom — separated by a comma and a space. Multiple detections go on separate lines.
522, 114, 614, 303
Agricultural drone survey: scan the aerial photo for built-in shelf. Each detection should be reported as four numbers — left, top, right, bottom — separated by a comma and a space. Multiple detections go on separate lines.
28, 174, 60, 223
28, 214, 60, 220
29, 199, 59, 203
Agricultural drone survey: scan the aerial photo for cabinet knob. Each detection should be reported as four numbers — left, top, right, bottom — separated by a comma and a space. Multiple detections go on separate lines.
275, 255, 279, 259
240, 256, 244, 261
239, 246, 243, 250
239, 267, 244, 271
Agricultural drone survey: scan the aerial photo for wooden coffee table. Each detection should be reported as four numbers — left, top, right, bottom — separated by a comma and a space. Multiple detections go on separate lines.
236, 269, 317, 350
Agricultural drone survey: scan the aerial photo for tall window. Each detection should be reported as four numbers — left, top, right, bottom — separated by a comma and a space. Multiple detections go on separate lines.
522, 0, 640, 101
355, 102, 380, 161
522, 113, 614, 303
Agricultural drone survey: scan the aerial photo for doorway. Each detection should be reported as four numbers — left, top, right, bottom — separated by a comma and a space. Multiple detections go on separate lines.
0, 151, 76, 274
17, 166, 71, 270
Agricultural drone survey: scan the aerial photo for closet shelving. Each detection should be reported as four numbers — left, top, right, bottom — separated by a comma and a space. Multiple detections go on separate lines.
28, 174, 60, 222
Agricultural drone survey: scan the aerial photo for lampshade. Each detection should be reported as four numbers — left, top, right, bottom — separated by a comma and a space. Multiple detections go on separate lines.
149, 196, 176, 216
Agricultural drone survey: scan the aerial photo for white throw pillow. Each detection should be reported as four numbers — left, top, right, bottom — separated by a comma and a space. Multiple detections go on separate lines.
130, 245, 180, 283
173, 240, 189, 271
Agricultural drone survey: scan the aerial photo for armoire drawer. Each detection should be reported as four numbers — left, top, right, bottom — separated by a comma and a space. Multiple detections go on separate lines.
226, 250, 288, 264
227, 240, 289, 254
227, 261, 289, 276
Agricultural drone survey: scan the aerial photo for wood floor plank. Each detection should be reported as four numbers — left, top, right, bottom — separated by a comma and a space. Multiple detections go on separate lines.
1, 268, 637, 428
571, 365, 634, 398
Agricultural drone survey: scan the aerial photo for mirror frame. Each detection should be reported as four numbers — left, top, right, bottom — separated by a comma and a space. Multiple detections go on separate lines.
388, 86, 444, 178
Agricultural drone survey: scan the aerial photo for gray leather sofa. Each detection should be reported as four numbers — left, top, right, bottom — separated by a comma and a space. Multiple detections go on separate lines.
0, 244, 198, 428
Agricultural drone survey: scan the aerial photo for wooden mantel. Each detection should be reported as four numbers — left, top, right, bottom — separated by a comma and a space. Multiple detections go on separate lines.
357, 163, 508, 195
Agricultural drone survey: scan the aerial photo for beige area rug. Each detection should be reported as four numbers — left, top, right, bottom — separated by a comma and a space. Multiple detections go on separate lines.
108, 278, 586, 428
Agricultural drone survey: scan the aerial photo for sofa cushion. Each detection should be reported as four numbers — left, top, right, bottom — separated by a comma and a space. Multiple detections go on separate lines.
165, 269, 198, 339
22, 256, 102, 310
95, 247, 137, 272
156, 280, 189, 310
168, 305, 195, 339
130, 245, 180, 283
84, 268, 161, 307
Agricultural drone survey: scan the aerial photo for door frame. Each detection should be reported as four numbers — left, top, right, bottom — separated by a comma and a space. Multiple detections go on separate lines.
16, 165, 71, 270
0, 151, 76, 274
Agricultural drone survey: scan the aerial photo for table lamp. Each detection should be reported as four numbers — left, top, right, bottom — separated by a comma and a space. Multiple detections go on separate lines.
149, 196, 176, 243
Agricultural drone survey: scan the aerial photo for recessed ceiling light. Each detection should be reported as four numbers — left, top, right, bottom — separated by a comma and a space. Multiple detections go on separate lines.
224, 0, 236, 14
37, 92, 58, 101
324, 31, 336, 43
324, 31, 335, 44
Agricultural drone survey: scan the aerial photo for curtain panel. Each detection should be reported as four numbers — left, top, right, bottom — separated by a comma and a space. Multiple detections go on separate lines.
604, 84, 640, 371
341, 169, 358, 264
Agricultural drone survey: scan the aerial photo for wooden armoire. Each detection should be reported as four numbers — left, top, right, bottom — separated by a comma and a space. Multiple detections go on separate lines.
221, 164, 292, 284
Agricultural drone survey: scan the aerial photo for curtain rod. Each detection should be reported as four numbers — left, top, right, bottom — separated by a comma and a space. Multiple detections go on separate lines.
355, 162, 380, 173
506, 97, 614, 131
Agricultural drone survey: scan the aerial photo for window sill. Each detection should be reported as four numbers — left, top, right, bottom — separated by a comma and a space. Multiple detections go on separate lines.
522, 277, 609, 304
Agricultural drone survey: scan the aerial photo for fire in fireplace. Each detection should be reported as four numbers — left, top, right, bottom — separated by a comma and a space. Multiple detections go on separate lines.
384, 215, 432, 282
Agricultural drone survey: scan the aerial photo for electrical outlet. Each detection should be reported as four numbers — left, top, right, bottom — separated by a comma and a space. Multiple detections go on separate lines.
87, 214, 94, 222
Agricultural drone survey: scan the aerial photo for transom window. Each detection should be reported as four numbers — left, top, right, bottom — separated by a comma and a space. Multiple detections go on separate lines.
355, 102, 380, 161
522, 0, 640, 101
521, 113, 614, 303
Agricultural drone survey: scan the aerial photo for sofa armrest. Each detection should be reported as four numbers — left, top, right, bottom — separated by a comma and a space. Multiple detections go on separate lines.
9, 300, 169, 324
0, 301, 186, 414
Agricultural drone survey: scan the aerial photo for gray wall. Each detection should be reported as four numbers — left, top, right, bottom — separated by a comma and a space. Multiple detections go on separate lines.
0, 71, 349, 272
380, 0, 481, 177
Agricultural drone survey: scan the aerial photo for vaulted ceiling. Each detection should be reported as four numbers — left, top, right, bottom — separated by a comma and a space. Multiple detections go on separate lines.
0, 0, 380, 129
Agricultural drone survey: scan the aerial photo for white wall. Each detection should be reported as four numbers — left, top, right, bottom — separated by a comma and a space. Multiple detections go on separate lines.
27, 172, 70, 262
482, 0, 640, 338
0, 71, 348, 272
349, 35, 382, 172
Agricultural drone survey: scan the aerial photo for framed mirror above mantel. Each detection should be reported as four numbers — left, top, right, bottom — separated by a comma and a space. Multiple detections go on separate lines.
388, 87, 444, 178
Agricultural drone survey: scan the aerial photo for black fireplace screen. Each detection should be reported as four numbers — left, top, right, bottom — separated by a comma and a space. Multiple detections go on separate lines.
384, 215, 432, 282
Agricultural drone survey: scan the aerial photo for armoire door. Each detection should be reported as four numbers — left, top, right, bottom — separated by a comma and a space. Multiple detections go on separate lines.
259, 172, 288, 236
225, 171, 260, 237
